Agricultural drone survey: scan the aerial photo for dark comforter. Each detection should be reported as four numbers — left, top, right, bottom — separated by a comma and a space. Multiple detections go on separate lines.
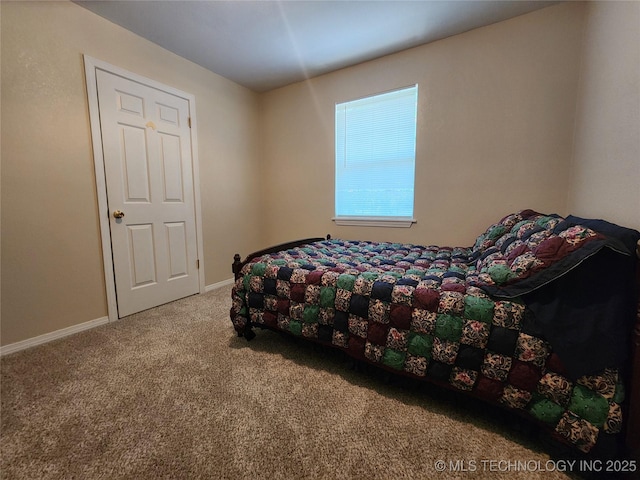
230, 210, 639, 453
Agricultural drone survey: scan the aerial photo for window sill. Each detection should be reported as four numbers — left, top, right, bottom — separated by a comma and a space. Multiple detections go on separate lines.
332, 216, 416, 228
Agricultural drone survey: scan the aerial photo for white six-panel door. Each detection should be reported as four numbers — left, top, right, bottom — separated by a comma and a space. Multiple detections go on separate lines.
96, 69, 200, 317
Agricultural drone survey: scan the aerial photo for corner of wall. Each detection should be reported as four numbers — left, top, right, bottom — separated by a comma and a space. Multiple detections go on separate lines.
565, 1, 589, 216
563, 1, 640, 229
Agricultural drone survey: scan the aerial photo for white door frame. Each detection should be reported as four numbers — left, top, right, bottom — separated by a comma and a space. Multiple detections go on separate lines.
84, 55, 206, 322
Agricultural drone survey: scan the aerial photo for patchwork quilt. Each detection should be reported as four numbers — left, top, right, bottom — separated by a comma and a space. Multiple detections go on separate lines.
230, 210, 639, 453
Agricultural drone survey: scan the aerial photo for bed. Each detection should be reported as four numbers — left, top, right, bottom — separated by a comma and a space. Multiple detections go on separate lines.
230, 209, 640, 458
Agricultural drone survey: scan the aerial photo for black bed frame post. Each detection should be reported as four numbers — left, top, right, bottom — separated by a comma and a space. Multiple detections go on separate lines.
232, 254, 243, 281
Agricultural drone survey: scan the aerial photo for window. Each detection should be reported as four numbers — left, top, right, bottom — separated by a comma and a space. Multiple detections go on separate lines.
334, 85, 418, 227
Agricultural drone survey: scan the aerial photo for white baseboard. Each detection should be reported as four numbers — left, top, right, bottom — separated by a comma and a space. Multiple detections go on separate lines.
0, 316, 109, 357
205, 277, 234, 292
1, 280, 235, 356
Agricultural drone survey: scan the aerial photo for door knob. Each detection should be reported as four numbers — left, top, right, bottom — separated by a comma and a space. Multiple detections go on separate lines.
113, 210, 125, 219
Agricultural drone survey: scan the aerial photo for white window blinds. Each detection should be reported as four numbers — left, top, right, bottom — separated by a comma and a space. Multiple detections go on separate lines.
335, 85, 418, 224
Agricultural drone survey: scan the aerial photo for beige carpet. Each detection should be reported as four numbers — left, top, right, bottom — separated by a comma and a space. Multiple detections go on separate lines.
1, 285, 577, 479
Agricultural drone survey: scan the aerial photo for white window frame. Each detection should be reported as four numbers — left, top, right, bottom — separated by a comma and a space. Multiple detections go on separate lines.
333, 85, 418, 228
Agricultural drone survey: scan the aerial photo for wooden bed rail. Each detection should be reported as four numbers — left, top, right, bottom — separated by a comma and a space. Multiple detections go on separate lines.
232, 235, 331, 281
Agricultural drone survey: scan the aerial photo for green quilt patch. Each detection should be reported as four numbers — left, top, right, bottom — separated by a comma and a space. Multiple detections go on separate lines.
361, 272, 379, 282
382, 349, 406, 370
319, 287, 336, 308
488, 264, 516, 285
434, 314, 463, 342
251, 263, 267, 277
303, 305, 320, 323
464, 296, 494, 323
528, 395, 564, 425
568, 385, 609, 427
288, 320, 302, 336
337, 274, 356, 291
407, 333, 434, 358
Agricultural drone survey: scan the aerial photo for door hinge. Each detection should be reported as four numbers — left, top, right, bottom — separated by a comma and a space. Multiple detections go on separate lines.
196, 259, 200, 269
188, 117, 192, 128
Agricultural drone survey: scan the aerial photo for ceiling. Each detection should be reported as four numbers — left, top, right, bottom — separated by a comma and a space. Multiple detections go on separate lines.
75, 1, 556, 93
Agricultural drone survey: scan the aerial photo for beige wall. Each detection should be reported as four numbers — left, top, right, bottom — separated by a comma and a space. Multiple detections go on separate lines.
259, 2, 586, 247
1, 1, 262, 346
568, 1, 640, 231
